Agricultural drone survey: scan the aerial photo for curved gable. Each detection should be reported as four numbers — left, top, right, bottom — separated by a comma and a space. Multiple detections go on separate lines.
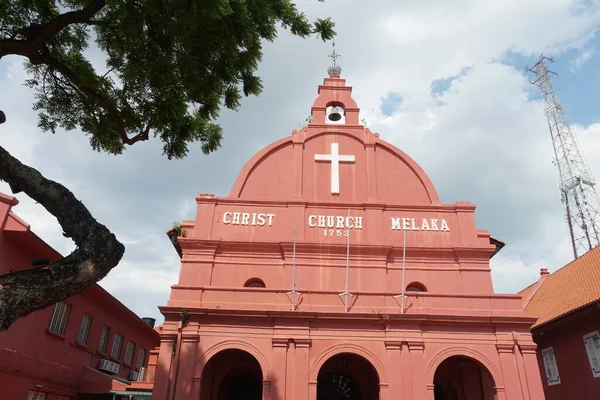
229, 128, 440, 205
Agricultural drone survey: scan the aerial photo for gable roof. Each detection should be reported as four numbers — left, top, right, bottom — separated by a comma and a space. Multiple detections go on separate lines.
522, 245, 600, 329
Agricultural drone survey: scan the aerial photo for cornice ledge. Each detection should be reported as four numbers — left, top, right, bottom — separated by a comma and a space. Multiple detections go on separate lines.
272, 338, 290, 348
453, 201, 476, 211
518, 343, 538, 354
293, 338, 312, 348
489, 315, 538, 325
495, 343, 515, 354
454, 247, 495, 260
407, 341, 425, 351
181, 334, 200, 343
159, 333, 177, 341
384, 340, 403, 350
179, 238, 221, 252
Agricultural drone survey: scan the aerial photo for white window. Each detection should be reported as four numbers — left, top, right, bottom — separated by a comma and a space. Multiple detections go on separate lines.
583, 331, 600, 378
98, 326, 110, 353
111, 332, 123, 359
77, 314, 92, 344
124, 341, 136, 365
48, 302, 71, 335
541, 347, 560, 385
137, 348, 147, 369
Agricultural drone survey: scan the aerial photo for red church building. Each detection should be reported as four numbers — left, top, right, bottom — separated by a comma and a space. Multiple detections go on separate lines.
0, 192, 160, 400
151, 61, 545, 399
520, 246, 600, 400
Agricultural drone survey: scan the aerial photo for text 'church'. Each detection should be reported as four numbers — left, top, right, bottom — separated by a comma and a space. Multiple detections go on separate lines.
150, 57, 545, 400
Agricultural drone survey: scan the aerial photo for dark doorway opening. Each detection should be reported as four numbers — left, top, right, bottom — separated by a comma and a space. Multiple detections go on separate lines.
317, 353, 380, 400
433, 356, 496, 400
200, 349, 263, 400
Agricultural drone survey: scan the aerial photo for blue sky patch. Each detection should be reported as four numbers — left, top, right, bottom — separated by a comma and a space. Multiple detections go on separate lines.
379, 92, 403, 117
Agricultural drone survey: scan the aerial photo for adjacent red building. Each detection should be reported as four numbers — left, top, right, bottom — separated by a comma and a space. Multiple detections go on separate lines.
0, 192, 160, 400
520, 246, 600, 399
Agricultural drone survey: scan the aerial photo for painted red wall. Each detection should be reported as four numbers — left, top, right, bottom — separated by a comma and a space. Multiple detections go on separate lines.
0, 196, 160, 399
533, 306, 600, 400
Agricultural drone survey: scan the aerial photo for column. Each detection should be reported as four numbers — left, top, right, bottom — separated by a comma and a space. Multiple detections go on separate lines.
174, 334, 200, 400
408, 341, 429, 399
153, 335, 175, 400
496, 344, 522, 400
270, 339, 289, 400
294, 339, 311, 400
519, 344, 545, 400
384, 341, 404, 400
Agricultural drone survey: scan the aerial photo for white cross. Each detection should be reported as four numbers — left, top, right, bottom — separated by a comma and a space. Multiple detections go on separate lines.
314, 143, 355, 194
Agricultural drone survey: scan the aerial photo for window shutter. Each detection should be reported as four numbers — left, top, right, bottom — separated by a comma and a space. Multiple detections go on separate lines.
541, 347, 560, 385
583, 331, 600, 378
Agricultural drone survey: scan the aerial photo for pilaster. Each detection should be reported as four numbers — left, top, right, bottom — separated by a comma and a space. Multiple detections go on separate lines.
271, 338, 289, 400
294, 339, 311, 400
173, 334, 200, 400
496, 343, 522, 400
385, 341, 404, 400
514, 342, 531, 400
365, 143, 378, 201
291, 129, 305, 199
408, 341, 428, 400
153, 335, 176, 400
519, 343, 545, 400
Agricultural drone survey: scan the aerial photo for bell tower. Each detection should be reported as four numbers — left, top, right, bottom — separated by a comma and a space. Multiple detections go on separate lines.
309, 43, 360, 126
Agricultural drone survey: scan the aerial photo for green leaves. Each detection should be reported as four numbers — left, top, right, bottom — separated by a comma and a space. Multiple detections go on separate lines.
1, 0, 336, 159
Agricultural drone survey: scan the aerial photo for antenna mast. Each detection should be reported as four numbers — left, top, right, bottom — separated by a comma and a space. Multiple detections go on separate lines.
527, 54, 600, 258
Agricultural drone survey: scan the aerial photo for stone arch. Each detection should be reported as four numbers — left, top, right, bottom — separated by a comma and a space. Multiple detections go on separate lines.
198, 339, 270, 379
309, 343, 388, 383
425, 347, 502, 388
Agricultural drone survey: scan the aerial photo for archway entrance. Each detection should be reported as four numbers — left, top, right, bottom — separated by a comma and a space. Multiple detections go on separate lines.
200, 349, 263, 400
433, 356, 496, 400
317, 353, 379, 400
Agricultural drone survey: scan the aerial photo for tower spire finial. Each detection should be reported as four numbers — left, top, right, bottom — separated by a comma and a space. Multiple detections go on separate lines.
327, 42, 342, 77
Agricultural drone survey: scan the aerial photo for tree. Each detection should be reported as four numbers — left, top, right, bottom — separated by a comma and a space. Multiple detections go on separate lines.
0, 0, 334, 330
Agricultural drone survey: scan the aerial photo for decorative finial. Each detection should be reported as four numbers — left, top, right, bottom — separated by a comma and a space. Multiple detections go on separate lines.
327, 42, 342, 77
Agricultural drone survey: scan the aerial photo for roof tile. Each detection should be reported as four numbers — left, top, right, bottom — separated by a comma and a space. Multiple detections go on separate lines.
522, 246, 600, 328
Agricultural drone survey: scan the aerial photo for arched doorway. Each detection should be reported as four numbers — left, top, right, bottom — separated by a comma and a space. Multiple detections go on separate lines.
200, 349, 263, 400
317, 353, 380, 400
433, 356, 496, 400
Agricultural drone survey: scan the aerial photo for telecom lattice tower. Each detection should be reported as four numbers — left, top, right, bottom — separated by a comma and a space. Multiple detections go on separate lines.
527, 55, 600, 259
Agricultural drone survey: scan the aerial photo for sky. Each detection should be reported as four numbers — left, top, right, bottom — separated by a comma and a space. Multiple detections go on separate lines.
2, 0, 600, 323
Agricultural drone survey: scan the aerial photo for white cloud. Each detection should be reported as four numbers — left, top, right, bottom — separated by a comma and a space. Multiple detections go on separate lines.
3, 0, 600, 322
571, 47, 596, 71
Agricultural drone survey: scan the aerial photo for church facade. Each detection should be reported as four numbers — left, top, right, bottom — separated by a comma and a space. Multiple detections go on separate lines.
151, 65, 545, 400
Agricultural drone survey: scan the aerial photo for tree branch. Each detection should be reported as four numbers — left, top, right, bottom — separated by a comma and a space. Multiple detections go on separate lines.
34, 48, 148, 146
0, 144, 124, 331
32, 0, 106, 45
0, 0, 106, 59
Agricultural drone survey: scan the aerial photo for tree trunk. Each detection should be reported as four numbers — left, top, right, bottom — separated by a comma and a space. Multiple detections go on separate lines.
0, 144, 124, 331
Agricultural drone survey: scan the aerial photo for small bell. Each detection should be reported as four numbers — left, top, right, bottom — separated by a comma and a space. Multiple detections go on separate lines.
328, 106, 342, 122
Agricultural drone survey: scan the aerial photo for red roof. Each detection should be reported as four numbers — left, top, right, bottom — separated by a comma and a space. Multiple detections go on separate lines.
520, 245, 600, 329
